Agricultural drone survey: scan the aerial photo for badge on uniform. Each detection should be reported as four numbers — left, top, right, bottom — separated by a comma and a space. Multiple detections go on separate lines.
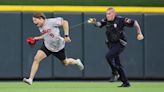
114, 23, 117, 28
125, 18, 132, 23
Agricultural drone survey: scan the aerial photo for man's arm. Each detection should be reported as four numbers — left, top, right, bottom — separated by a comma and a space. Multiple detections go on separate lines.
62, 19, 71, 42
34, 35, 44, 40
133, 20, 144, 40
26, 35, 43, 45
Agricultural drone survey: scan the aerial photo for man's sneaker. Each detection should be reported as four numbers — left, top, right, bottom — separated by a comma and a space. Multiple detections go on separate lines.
109, 74, 120, 82
118, 83, 131, 87
23, 78, 32, 85
76, 59, 84, 70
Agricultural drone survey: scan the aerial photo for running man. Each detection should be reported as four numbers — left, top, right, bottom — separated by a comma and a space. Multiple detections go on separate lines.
23, 13, 84, 85
88, 8, 144, 87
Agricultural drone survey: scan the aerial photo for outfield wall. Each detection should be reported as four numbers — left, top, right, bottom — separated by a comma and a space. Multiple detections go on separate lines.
0, 12, 164, 80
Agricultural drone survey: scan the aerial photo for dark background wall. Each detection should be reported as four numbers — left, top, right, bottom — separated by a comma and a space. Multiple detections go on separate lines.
0, 12, 163, 79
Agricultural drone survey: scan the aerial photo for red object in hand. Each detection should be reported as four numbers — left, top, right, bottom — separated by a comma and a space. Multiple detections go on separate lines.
26, 37, 36, 45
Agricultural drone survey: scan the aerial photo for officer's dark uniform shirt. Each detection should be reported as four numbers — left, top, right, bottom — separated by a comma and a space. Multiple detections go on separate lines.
97, 16, 135, 46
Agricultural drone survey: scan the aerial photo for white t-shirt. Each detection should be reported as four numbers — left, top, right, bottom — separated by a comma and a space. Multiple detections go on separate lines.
39, 18, 65, 52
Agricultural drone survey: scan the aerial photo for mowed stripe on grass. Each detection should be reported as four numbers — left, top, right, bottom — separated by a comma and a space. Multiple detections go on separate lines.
0, 81, 164, 92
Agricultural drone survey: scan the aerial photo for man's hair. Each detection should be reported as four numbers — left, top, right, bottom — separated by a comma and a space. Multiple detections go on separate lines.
33, 13, 46, 20
107, 7, 114, 11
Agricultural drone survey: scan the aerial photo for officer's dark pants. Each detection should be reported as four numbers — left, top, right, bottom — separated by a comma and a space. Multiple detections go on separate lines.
106, 42, 129, 84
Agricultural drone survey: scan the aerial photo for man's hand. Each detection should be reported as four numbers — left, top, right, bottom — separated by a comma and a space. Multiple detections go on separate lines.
137, 34, 144, 40
87, 18, 96, 24
26, 37, 37, 45
64, 36, 71, 43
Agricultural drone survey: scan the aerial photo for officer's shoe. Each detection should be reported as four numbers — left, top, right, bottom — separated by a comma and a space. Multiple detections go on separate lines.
109, 74, 120, 82
118, 83, 130, 87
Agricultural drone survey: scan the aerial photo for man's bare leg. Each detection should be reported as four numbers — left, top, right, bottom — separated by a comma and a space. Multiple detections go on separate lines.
23, 50, 47, 85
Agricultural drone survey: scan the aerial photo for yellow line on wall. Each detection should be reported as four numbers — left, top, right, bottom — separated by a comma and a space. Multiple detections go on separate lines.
0, 5, 163, 13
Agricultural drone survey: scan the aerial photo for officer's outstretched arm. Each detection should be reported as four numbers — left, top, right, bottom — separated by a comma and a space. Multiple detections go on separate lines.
134, 20, 144, 40
87, 18, 102, 27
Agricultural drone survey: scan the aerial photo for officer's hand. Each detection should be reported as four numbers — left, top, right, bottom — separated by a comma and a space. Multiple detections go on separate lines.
137, 34, 144, 40
64, 36, 71, 43
87, 18, 96, 24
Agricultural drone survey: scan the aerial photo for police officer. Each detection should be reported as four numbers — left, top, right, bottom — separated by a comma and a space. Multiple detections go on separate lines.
88, 8, 144, 87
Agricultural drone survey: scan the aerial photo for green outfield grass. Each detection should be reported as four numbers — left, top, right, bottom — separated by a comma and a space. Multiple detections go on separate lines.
0, 81, 164, 92
0, 0, 164, 6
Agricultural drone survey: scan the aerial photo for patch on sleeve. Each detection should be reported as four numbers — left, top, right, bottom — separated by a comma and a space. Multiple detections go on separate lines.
124, 18, 132, 24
